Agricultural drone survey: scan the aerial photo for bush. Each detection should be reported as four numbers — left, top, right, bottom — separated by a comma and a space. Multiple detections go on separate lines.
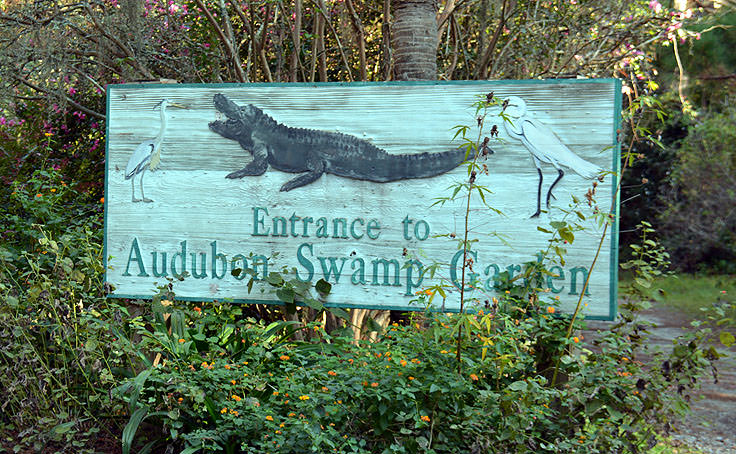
118, 293, 713, 454
658, 107, 736, 272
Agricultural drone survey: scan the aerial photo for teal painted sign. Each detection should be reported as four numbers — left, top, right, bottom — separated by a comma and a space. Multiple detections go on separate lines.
105, 81, 620, 320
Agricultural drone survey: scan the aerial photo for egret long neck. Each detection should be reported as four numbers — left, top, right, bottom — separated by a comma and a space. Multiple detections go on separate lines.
155, 105, 168, 141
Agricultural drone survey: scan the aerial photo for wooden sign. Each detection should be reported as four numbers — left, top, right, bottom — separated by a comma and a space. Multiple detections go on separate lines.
104, 80, 621, 320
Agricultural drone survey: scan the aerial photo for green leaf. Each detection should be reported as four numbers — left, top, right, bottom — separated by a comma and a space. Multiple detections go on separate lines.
315, 278, 332, 295
276, 287, 295, 303
266, 272, 284, 286
52, 421, 75, 434
508, 380, 528, 392
122, 406, 148, 454
328, 307, 350, 320
720, 331, 735, 347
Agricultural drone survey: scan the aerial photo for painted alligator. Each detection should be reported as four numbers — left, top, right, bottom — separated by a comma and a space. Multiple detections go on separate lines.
208, 93, 475, 192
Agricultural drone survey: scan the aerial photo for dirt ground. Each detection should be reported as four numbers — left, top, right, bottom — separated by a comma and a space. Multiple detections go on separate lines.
586, 302, 736, 454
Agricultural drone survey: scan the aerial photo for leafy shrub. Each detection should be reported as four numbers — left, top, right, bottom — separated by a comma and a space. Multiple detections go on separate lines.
0, 169, 132, 452
119, 293, 714, 454
658, 107, 736, 272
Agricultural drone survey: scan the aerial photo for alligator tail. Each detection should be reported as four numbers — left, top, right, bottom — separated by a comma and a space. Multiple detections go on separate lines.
368, 148, 469, 182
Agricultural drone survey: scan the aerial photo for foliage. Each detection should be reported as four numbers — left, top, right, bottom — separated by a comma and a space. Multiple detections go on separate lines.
0, 169, 129, 452
657, 107, 736, 272
116, 288, 715, 454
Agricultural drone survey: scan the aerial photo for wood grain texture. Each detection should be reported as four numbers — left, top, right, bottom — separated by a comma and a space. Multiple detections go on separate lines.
105, 81, 619, 319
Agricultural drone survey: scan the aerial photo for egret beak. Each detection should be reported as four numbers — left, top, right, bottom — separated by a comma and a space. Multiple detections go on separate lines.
169, 102, 188, 109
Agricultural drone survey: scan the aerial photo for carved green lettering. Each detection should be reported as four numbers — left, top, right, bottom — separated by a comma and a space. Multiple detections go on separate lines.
366, 219, 381, 240
414, 220, 430, 241
318, 256, 348, 283
350, 218, 364, 239
568, 266, 591, 296
332, 218, 348, 239
123, 238, 149, 277
404, 259, 424, 296
170, 241, 187, 279
296, 243, 314, 282
351, 258, 366, 284
151, 251, 167, 277
252, 206, 270, 236
231, 254, 248, 281
210, 241, 227, 279
371, 258, 401, 286
272, 216, 288, 237
316, 217, 328, 238
547, 265, 565, 294
190, 252, 207, 279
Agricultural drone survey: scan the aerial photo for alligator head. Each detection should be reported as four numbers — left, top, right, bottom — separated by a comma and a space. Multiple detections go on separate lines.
209, 93, 256, 150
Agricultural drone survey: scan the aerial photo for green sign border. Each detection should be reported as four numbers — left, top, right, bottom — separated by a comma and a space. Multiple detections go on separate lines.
103, 79, 622, 321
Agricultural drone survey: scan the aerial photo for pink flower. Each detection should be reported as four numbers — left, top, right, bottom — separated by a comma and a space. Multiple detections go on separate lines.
68, 87, 77, 95
648, 0, 662, 13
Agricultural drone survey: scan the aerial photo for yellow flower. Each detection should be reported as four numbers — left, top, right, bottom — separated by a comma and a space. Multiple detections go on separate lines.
273, 391, 279, 396
288, 412, 296, 417
220, 407, 227, 414
420, 415, 430, 422
231, 380, 237, 385
400, 359, 408, 366
279, 423, 285, 428
299, 395, 309, 401
265, 415, 274, 421
224, 364, 231, 370
231, 395, 242, 401
573, 337, 580, 343
547, 306, 555, 314
440, 350, 448, 355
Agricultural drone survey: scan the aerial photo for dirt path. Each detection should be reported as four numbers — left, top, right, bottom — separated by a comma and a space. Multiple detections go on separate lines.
586, 303, 736, 454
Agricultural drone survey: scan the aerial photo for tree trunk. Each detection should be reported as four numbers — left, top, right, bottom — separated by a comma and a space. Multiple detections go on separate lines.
391, 0, 438, 81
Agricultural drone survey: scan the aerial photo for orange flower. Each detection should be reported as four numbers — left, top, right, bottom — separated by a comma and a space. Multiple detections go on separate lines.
231, 380, 237, 385
99, 197, 104, 204
400, 360, 407, 366
328, 370, 337, 376
288, 412, 296, 417
408, 376, 415, 380
469, 373, 479, 381
231, 395, 242, 401
224, 364, 231, 370
280, 355, 290, 361
573, 337, 580, 343
273, 391, 279, 396
193, 306, 202, 312
370, 382, 378, 388
265, 415, 274, 421
420, 415, 430, 422
178, 338, 185, 343
322, 386, 329, 392
220, 407, 227, 414
547, 306, 555, 314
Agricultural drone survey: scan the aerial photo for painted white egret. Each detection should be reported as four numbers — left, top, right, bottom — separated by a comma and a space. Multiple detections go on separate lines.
503, 96, 602, 218
125, 99, 187, 203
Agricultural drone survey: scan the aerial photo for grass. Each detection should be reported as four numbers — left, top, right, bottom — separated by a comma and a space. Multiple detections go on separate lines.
619, 273, 735, 317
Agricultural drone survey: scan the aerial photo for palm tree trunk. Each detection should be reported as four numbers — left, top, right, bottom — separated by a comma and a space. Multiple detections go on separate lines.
391, 0, 438, 81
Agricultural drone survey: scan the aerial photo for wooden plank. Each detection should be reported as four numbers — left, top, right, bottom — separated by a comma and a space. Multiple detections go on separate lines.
104, 81, 620, 319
